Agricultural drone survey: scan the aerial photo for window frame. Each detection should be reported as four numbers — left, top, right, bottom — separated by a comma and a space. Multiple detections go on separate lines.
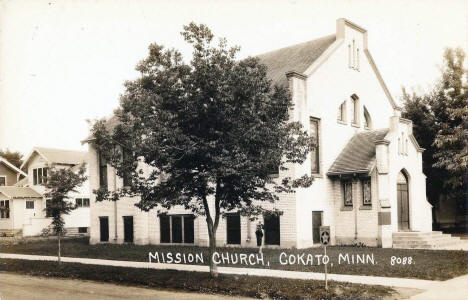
226, 213, 241, 245
337, 101, 347, 123
342, 179, 353, 207
310, 117, 321, 175
159, 214, 195, 244
351, 94, 360, 126
0, 175, 6, 186
26, 200, 35, 209
361, 178, 372, 206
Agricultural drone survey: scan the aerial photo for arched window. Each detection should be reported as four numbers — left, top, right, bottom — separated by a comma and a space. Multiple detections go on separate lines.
337, 100, 346, 122
363, 106, 372, 129
351, 94, 359, 125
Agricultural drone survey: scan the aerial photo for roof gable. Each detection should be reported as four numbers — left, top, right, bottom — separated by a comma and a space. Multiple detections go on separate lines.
21, 147, 87, 170
327, 129, 389, 176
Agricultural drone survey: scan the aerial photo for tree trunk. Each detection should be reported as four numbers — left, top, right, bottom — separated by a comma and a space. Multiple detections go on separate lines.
208, 228, 218, 278
58, 234, 61, 265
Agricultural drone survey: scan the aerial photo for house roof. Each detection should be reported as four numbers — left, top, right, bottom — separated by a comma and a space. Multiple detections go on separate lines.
327, 129, 389, 176
0, 157, 27, 177
14, 177, 29, 187
21, 147, 87, 170
257, 34, 336, 87
0, 186, 42, 199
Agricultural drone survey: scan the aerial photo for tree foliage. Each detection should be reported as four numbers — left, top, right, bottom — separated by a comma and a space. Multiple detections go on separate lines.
0, 149, 24, 168
402, 47, 467, 213
91, 23, 315, 276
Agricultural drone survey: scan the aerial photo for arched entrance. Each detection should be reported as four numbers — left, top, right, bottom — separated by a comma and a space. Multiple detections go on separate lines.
397, 171, 410, 231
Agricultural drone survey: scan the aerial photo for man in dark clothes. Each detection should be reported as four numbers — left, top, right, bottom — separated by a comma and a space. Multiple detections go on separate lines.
255, 223, 264, 253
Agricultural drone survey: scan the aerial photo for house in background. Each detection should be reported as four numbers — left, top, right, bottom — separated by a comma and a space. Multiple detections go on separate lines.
0, 156, 27, 186
84, 19, 462, 249
0, 147, 90, 237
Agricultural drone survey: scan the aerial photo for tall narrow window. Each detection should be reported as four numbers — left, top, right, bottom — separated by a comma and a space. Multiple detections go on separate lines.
45, 199, 52, 217
343, 180, 353, 207
99, 152, 108, 190
160, 215, 171, 243
0, 176, 5, 186
362, 178, 371, 205
122, 148, 132, 187
351, 94, 359, 125
310, 118, 320, 174
337, 101, 346, 122
33, 168, 38, 185
363, 106, 371, 129
264, 214, 280, 245
352, 40, 355, 68
348, 44, 352, 68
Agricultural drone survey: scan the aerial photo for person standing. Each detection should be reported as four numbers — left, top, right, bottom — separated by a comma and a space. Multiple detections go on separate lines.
255, 223, 264, 253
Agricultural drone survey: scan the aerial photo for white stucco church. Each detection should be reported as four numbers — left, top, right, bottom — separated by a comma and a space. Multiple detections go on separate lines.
85, 19, 448, 249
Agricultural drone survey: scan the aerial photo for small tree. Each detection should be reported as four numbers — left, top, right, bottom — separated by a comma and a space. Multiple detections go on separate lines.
43, 164, 87, 264
92, 23, 314, 277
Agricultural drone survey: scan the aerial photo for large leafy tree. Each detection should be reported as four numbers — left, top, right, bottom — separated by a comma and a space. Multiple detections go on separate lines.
0, 149, 24, 168
91, 23, 314, 276
402, 47, 467, 227
43, 164, 87, 264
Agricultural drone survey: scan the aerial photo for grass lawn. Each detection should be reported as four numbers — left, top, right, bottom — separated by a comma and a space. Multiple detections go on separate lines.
0, 258, 393, 300
1, 237, 467, 280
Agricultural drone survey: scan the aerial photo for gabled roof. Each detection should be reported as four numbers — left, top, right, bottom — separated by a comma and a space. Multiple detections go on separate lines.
0, 186, 42, 199
327, 129, 389, 176
21, 147, 87, 170
257, 34, 336, 87
0, 157, 27, 177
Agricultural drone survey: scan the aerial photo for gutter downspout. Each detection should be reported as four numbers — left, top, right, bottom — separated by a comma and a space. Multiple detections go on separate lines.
113, 170, 118, 242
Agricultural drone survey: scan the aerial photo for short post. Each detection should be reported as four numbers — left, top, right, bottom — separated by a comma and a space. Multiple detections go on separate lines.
324, 245, 328, 291
319, 225, 330, 292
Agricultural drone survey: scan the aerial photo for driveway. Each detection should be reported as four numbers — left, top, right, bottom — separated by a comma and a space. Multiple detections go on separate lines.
0, 272, 251, 300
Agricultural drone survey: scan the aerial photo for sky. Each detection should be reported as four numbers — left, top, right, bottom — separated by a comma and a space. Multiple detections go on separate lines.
0, 0, 467, 156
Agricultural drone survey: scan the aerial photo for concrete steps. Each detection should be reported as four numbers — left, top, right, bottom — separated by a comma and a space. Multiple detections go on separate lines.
392, 231, 464, 249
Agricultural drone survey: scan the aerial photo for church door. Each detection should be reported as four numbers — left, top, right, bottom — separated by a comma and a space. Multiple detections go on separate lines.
397, 171, 409, 231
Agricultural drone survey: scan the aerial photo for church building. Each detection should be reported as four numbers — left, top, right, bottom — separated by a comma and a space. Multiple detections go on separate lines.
85, 19, 437, 248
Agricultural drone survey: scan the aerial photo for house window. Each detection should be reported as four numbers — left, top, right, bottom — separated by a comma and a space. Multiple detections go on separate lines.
0, 176, 6, 186
337, 101, 346, 122
351, 94, 359, 125
310, 118, 320, 174
362, 179, 372, 205
226, 214, 241, 245
343, 180, 353, 207
99, 152, 108, 190
0, 200, 9, 218
75, 198, 90, 207
26, 200, 34, 209
78, 227, 88, 233
159, 214, 195, 244
33, 167, 48, 185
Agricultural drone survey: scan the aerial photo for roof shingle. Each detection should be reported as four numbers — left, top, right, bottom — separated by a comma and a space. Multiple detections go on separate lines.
327, 129, 389, 176
0, 186, 42, 199
257, 34, 336, 87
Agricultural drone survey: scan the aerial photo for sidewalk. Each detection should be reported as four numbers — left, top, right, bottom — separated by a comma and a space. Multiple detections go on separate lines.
0, 252, 438, 289
409, 274, 468, 300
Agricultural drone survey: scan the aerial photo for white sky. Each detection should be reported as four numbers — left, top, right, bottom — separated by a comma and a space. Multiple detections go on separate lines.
1, 0, 467, 155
